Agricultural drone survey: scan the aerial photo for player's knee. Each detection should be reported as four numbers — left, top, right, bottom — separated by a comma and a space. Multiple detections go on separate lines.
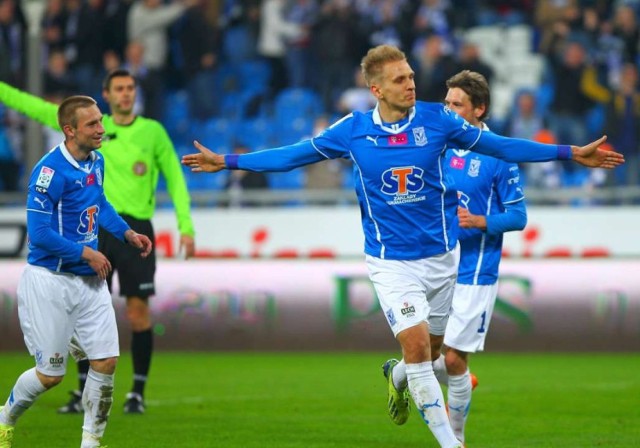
445, 348, 468, 374
90, 356, 118, 375
36, 371, 64, 389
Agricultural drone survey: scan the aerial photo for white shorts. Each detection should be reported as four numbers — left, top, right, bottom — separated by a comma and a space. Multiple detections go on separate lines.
366, 245, 459, 338
444, 282, 499, 353
17, 265, 120, 376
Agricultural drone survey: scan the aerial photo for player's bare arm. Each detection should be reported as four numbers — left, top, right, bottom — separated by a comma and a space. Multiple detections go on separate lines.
571, 135, 624, 168
124, 229, 153, 258
181, 140, 226, 173
81, 246, 112, 280
457, 206, 487, 231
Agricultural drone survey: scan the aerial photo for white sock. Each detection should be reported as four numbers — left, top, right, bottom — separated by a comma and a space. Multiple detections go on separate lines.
81, 368, 114, 445
448, 370, 472, 443
406, 362, 460, 448
432, 354, 449, 387
0, 368, 47, 426
392, 359, 407, 390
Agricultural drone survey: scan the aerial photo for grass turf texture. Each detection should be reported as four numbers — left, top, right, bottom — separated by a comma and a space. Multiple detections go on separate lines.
1, 352, 639, 447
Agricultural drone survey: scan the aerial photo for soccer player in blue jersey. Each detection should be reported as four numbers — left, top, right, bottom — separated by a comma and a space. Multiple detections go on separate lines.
0, 95, 152, 448
442, 69, 526, 444
385, 70, 531, 445
181, 45, 623, 448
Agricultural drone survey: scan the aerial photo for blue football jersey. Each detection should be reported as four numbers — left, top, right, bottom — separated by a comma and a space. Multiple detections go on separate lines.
233, 101, 559, 260
445, 144, 525, 285
26, 143, 130, 276
310, 102, 484, 260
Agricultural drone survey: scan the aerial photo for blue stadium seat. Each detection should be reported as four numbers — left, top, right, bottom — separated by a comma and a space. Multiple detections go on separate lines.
162, 90, 190, 141
193, 117, 238, 150
273, 88, 323, 128
585, 105, 605, 140
274, 116, 315, 146
237, 117, 275, 150
267, 170, 305, 190
237, 60, 272, 96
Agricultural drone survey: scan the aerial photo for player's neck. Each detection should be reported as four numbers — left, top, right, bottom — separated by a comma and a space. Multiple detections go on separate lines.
65, 142, 93, 161
378, 103, 409, 124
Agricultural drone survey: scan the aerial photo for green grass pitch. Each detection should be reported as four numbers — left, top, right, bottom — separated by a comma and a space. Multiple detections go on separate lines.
1, 352, 639, 447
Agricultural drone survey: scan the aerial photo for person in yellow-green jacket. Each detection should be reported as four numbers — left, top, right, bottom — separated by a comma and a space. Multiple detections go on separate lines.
0, 69, 196, 415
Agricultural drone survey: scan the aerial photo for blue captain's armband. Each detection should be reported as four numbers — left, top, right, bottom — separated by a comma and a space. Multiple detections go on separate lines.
225, 154, 239, 169
557, 145, 572, 161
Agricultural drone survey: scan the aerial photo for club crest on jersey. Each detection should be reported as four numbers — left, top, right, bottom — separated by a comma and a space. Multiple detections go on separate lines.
133, 162, 147, 176
468, 159, 481, 177
95, 168, 103, 185
86, 174, 96, 186
78, 205, 99, 235
388, 133, 408, 145
36, 166, 55, 188
412, 127, 427, 146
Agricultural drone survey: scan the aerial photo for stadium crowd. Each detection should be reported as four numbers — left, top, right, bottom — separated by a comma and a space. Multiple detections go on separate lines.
0, 0, 639, 198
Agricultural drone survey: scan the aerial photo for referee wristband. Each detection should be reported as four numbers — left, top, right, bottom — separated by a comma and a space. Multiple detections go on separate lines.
225, 154, 239, 170
557, 145, 572, 161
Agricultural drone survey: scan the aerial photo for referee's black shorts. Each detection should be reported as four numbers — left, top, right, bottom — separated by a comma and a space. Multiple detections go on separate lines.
99, 215, 156, 299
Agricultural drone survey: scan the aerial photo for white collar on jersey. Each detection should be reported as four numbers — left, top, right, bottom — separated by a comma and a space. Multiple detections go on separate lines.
372, 103, 416, 134
452, 122, 490, 157
59, 142, 98, 173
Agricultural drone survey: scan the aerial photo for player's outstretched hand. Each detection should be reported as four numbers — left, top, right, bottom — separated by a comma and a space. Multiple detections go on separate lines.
125, 230, 153, 258
82, 246, 112, 280
181, 140, 226, 173
571, 136, 625, 168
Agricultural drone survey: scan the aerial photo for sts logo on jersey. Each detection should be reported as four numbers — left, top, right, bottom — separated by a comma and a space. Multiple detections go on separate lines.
78, 205, 100, 239
381, 166, 427, 205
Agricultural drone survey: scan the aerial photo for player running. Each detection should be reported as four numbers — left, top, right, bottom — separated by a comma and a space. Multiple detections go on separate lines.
181, 45, 623, 448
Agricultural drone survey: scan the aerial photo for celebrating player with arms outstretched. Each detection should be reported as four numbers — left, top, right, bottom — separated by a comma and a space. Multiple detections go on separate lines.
182, 45, 623, 448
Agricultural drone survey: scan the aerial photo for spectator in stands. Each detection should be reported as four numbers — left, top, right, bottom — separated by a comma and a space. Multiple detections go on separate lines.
603, 63, 640, 190
122, 41, 148, 115
283, 0, 317, 89
612, 4, 639, 65
336, 67, 377, 114
63, 0, 106, 96
103, 0, 134, 61
0, 0, 26, 88
312, 0, 366, 113
41, 0, 66, 58
127, 0, 193, 120
178, 0, 219, 120
412, 0, 452, 41
504, 90, 561, 191
44, 50, 79, 100
534, 0, 580, 54
455, 41, 494, 86
543, 38, 594, 180
413, 34, 458, 102
225, 143, 268, 207
257, 0, 302, 99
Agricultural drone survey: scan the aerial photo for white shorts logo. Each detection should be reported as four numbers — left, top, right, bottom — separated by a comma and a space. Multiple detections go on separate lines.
36, 166, 55, 188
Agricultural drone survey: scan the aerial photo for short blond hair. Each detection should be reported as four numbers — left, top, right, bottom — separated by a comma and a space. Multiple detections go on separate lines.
360, 45, 407, 87
57, 95, 97, 129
